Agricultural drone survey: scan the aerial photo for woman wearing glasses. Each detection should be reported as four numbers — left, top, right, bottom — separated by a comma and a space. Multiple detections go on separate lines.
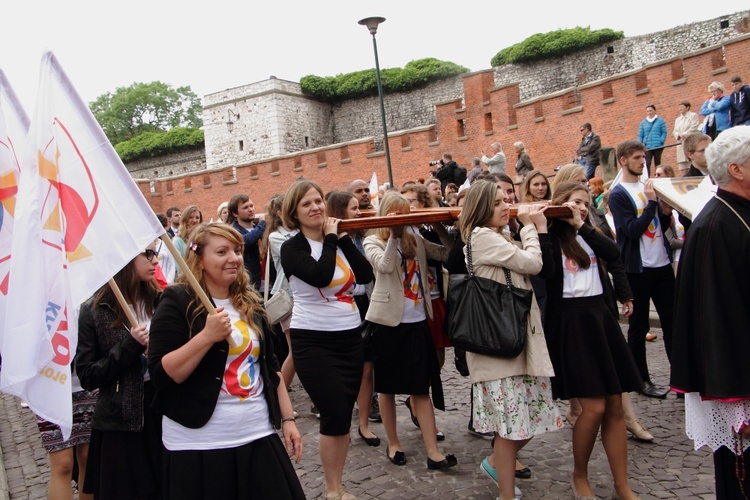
76, 242, 164, 499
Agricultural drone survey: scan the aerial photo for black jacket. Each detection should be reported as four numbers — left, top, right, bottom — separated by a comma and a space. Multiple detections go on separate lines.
730, 84, 750, 126
435, 161, 459, 193
147, 285, 282, 429
76, 295, 158, 432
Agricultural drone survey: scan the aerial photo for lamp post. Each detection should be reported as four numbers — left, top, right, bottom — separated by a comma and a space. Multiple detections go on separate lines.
358, 16, 393, 188
226, 109, 239, 133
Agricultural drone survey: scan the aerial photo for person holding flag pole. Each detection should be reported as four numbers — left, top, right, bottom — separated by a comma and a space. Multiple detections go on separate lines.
75, 241, 165, 500
148, 223, 304, 499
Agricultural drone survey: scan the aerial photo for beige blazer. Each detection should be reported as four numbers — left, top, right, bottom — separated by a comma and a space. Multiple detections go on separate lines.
465, 225, 555, 383
673, 111, 700, 164
364, 230, 452, 327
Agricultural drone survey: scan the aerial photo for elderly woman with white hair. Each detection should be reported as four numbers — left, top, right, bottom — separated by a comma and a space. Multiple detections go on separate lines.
699, 81, 731, 140
671, 125, 750, 499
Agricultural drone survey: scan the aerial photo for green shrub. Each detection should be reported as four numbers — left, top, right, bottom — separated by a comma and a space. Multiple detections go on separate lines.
116, 126, 204, 163
491, 27, 624, 66
300, 58, 468, 102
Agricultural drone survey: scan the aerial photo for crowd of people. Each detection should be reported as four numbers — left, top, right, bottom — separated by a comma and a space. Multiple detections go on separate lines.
18, 76, 750, 500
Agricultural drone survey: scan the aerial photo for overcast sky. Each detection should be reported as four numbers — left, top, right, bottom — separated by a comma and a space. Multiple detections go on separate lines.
0, 1, 737, 113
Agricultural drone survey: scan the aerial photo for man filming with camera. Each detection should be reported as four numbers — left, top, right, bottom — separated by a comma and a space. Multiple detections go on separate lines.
431, 152, 466, 194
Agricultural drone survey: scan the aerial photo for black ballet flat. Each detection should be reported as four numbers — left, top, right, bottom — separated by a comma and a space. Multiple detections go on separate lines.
515, 466, 532, 479
358, 427, 381, 447
386, 445, 406, 466
427, 454, 458, 470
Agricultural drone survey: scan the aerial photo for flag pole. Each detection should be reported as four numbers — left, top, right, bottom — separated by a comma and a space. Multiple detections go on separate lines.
107, 278, 140, 329
160, 235, 237, 348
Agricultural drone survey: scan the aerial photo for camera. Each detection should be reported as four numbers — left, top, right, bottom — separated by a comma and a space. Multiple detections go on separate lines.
428, 159, 444, 167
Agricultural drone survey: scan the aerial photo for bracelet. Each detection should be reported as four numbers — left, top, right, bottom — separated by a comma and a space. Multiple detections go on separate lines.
281, 417, 296, 424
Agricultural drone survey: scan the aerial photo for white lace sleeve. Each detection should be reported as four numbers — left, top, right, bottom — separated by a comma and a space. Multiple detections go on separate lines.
684, 393, 750, 454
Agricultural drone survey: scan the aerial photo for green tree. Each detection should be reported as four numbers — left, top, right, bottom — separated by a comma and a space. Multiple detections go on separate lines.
89, 81, 203, 145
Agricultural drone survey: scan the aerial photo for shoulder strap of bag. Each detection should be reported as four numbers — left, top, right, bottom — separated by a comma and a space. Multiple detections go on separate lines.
468, 230, 514, 288
264, 247, 271, 302
466, 233, 474, 277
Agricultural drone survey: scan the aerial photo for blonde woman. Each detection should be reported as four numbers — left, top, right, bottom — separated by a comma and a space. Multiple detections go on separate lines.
364, 192, 456, 470
172, 205, 203, 257
148, 223, 304, 499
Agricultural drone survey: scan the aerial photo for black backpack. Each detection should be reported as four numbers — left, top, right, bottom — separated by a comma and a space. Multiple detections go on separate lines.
453, 165, 467, 186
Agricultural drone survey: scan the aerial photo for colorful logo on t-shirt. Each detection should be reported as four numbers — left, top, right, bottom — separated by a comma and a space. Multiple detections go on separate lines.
327, 255, 355, 307
223, 319, 262, 401
403, 258, 422, 306
563, 255, 597, 275
636, 192, 660, 241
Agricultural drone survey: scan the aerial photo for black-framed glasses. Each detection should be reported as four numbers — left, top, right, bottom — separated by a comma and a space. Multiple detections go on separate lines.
141, 249, 158, 261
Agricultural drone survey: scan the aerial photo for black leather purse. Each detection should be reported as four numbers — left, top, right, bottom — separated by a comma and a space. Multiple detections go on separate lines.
446, 233, 532, 358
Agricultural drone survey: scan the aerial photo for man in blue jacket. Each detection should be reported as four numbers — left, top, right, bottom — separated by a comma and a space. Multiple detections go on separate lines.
637, 104, 667, 176
609, 140, 674, 399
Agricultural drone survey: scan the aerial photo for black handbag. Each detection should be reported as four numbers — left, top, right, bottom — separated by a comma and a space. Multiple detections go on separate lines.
446, 233, 532, 358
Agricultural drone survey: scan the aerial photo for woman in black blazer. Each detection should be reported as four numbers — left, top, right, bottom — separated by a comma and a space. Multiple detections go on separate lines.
148, 223, 303, 500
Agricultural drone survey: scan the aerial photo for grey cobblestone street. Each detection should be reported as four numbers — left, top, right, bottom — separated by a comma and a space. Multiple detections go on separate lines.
0, 326, 715, 499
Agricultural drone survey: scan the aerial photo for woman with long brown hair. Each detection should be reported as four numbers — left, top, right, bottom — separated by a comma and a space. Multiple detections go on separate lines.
325, 190, 380, 448
76, 241, 164, 499
148, 223, 304, 499
540, 181, 641, 500
458, 180, 561, 500
172, 205, 203, 257
520, 170, 551, 203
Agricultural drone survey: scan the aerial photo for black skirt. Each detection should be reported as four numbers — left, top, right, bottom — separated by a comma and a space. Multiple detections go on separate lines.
550, 295, 642, 399
163, 433, 305, 500
372, 320, 445, 410
291, 327, 363, 436
84, 381, 162, 499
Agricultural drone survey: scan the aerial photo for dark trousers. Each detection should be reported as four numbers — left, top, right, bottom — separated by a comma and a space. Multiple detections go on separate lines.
626, 265, 674, 383
644, 148, 663, 176
714, 445, 750, 499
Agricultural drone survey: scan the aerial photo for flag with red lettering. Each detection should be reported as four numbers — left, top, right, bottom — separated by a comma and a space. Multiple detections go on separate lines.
0, 52, 164, 438
0, 70, 29, 331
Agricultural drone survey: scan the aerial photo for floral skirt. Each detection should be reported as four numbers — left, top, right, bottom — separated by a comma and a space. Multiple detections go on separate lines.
473, 375, 563, 440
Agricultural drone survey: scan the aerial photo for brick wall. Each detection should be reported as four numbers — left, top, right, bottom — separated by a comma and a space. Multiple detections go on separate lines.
139, 34, 750, 215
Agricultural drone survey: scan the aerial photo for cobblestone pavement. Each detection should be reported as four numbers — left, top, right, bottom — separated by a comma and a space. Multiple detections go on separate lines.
0, 327, 716, 499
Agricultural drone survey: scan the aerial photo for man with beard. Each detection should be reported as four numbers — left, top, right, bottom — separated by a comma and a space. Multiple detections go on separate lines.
347, 179, 373, 210
166, 207, 181, 238
609, 141, 674, 399
227, 193, 266, 290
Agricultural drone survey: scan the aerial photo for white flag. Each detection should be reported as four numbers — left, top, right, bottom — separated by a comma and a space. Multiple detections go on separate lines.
0, 51, 164, 438
0, 70, 29, 331
368, 172, 379, 209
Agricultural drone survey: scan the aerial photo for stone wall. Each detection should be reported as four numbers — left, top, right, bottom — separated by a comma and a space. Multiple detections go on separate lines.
187, 10, 748, 174
330, 76, 465, 144
494, 10, 750, 102
126, 149, 206, 180
139, 32, 750, 218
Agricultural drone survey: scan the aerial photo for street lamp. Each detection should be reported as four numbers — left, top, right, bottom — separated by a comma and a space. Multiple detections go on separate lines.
226, 109, 240, 133
358, 16, 393, 188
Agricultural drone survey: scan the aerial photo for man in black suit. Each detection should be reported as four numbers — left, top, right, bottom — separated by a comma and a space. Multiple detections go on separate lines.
165, 206, 181, 238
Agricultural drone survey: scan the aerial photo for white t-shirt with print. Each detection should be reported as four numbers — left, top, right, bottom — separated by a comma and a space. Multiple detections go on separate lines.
162, 300, 273, 451
562, 235, 603, 298
620, 182, 670, 269
288, 238, 362, 331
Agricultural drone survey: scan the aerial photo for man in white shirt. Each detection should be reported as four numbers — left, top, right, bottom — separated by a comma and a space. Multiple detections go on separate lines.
608, 141, 675, 399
